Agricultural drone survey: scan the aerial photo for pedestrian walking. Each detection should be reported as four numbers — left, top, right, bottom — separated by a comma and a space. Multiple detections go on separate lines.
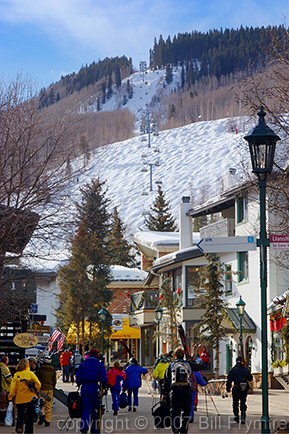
107, 361, 126, 415
189, 370, 207, 423
164, 346, 192, 434
153, 354, 170, 395
8, 358, 41, 434
76, 348, 107, 434
226, 355, 253, 424
35, 355, 57, 427
0, 356, 12, 393
70, 349, 83, 383
60, 349, 72, 383
123, 358, 148, 412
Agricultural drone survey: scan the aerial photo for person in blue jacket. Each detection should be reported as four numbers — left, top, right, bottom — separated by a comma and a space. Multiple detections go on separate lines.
76, 348, 107, 434
123, 357, 148, 412
189, 370, 207, 423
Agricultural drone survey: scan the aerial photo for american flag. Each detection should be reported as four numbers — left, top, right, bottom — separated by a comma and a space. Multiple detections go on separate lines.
47, 329, 62, 351
57, 334, 66, 352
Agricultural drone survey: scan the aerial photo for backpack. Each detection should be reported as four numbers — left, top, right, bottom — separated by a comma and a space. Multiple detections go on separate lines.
67, 391, 82, 419
170, 360, 191, 387
152, 397, 171, 429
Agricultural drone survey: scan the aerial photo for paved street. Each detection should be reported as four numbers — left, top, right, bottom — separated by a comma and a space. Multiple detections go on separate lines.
0, 376, 288, 434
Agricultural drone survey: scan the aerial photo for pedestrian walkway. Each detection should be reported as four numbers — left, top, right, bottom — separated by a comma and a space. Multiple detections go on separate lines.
0, 376, 288, 433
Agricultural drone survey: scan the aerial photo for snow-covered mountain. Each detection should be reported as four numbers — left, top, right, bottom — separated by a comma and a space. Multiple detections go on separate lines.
25, 68, 286, 271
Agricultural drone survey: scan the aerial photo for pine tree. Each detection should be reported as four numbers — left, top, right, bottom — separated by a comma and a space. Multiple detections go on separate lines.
198, 253, 227, 378
108, 207, 136, 267
57, 178, 113, 350
144, 185, 177, 231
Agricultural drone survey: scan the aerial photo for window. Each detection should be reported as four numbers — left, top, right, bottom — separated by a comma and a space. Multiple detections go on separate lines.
237, 252, 248, 283
172, 268, 182, 294
224, 264, 233, 294
186, 266, 204, 306
237, 195, 248, 223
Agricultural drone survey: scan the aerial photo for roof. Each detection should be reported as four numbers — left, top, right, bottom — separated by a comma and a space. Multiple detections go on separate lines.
225, 308, 256, 333
188, 196, 235, 218
110, 265, 147, 282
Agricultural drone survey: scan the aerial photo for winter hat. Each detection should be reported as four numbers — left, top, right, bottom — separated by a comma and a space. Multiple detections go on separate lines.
44, 356, 52, 364
236, 356, 243, 364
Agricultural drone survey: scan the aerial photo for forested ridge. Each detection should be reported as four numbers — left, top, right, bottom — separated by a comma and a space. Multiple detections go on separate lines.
38, 25, 285, 109
150, 25, 285, 83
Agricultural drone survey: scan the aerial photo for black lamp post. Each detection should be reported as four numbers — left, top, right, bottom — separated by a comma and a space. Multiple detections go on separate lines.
98, 307, 108, 356
244, 108, 280, 434
236, 295, 246, 359
155, 306, 163, 357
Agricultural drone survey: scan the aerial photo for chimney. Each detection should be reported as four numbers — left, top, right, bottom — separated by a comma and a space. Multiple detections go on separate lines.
179, 196, 192, 250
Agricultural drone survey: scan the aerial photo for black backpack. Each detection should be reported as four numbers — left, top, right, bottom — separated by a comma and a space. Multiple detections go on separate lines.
67, 391, 82, 419
152, 397, 171, 429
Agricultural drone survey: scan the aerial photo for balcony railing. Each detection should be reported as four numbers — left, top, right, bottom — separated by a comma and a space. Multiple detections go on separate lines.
200, 218, 235, 238
130, 290, 159, 312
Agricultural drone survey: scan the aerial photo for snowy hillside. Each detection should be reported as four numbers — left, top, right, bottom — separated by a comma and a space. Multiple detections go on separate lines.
24, 67, 288, 271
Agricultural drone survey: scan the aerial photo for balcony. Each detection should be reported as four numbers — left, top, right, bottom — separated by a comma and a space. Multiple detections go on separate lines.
200, 218, 235, 238
130, 290, 159, 312
129, 290, 159, 327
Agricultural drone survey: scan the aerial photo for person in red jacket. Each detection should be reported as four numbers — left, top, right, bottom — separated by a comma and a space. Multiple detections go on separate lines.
60, 349, 72, 383
200, 346, 210, 370
107, 361, 126, 415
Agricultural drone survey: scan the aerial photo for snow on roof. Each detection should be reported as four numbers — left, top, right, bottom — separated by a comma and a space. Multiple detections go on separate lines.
110, 265, 147, 281
133, 231, 200, 248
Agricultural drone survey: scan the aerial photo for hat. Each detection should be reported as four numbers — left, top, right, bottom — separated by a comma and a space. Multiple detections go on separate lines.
28, 357, 37, 364
236, 356, 243, 364
44, 356, 51, 364
129, 357, 137, 365
89, 349, 100, 358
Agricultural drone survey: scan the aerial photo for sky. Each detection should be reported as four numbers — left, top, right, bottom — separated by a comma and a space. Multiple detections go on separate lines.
0, 0, 289, 89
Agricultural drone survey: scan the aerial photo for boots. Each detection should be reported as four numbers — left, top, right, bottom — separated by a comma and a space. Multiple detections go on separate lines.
241, 411, 246, 424
38, 415, 45, 425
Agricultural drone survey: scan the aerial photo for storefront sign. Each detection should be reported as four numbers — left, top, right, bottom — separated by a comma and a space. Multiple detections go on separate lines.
13, 333, 39, 348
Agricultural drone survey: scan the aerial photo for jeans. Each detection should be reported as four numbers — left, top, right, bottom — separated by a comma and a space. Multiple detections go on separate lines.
16, 401, 35, 434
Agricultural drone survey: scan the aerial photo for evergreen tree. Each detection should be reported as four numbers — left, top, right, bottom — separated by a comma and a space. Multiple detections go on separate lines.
144, 185, 177, 231
57, 178, 113, 350
108, 207, 136, 267
198, 253, 227, 378
165, 64, 173, 84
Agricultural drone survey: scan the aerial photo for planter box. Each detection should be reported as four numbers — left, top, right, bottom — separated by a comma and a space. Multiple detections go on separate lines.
273, 365, 289, 376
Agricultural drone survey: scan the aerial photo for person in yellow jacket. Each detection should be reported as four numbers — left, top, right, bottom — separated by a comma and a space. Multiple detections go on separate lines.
153, 355, 170, 395
0, 355, 12, 393
8, 358, 41, 434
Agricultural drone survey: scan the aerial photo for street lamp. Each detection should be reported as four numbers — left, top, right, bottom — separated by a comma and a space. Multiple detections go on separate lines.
244, 107, 281, 434
98, 307, 108, 356
236, 296, 246, 359
154, 306, 163, 357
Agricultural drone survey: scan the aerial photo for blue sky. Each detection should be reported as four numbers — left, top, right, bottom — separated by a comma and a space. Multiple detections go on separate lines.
0, 0, 288, 89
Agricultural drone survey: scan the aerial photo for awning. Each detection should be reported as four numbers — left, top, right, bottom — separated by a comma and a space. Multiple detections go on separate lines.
223, 308, 256, 333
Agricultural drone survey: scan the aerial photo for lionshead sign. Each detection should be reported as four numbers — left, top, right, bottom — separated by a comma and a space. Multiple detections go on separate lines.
269, 234, 289, 250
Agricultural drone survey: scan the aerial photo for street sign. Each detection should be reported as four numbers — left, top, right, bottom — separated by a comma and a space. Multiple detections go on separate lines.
197, 236, 256, 253
269, 234, 289, 250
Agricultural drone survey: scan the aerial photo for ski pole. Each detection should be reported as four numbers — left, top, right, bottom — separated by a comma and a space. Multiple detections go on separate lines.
206, 387, 220, 416
204, 387, 209, 417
